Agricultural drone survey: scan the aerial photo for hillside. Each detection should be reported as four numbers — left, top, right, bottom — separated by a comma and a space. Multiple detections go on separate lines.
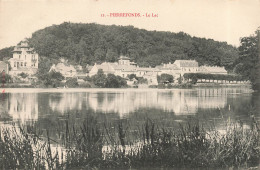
1, 22, 239, 71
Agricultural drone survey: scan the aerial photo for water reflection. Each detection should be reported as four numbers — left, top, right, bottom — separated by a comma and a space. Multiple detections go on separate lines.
0, 87, 253, 122
1, 93, 38, 123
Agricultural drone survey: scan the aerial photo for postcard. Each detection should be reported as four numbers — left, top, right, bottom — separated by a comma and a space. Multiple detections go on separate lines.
0, 0, 259, 169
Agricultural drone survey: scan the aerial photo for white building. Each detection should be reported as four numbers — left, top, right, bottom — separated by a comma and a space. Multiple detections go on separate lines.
199, 66, 227, 75
8, 40, 39, 76
49, 63, 77, 79
89, 62, 116, 77
156, 62, 181, 80
173, 60, 199, 75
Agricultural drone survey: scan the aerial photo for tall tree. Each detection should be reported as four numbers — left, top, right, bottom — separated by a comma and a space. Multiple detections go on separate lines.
235, 28, 260, 91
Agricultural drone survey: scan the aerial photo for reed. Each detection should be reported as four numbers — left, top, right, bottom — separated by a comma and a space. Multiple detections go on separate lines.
0, 116, 259, 169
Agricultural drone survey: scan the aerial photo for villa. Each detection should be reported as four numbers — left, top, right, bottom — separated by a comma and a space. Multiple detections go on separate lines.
8, 40, 39, 76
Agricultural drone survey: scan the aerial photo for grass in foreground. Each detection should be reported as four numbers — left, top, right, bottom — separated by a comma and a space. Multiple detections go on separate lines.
0, 117, 259, 169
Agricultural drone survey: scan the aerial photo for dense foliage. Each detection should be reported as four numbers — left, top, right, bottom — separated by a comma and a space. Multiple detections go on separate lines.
0, 46, 14, 61
37, 70, 64, 87
157, 73, 174, 83
0, 73, 12, 84
183, 73, 245, 84
234, 28, 260, 91
24, 22, 238, 70
1, 118, 259, 169
91, 69, 127, 88
65, 78, 78, 88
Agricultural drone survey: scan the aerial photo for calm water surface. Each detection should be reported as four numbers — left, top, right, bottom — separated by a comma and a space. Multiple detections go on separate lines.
0, 87, 259, 142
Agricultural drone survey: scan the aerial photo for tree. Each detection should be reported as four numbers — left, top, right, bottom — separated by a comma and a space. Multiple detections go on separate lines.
235, 28, 260, 91
105, 74, 127, 88
127, 74, 137, 80
12, 22, 238, 70
37, 70, 64, 87
157, 74, 174, 83
66, 78, 78, 87
91, 69, 107, 87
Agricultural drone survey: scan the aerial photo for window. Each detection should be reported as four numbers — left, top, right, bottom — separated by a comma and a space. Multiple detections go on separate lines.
21, 62, 23, 66
24, 62, 27, 67
14, 62, 16, 67
19, 55, 21, 59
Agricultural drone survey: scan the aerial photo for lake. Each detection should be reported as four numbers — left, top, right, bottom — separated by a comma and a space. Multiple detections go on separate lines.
0, 87, 259, 144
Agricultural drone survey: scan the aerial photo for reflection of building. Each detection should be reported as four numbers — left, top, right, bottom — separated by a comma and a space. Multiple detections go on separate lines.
8, 40, 39, 76
49, 93, 83, 113
8, 93, 38, 123
46, 89, 228, 116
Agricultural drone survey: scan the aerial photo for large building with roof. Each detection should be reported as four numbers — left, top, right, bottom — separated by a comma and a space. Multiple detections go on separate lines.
8, 40, 39, 76
89, 62, 116, 77
173, 60, 199, 75
199, 66, 227, 75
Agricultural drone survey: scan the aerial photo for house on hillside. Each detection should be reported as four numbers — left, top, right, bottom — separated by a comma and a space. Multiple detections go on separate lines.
8, 40, 39, 76
49, 63, 77, 79
173, 60, 199, 75
89, 62, 116, 76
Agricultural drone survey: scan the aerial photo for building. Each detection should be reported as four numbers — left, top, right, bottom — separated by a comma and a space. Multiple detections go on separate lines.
8, 40, 39, 76
49, 63, 77, 79
173, 60, 199, 75
0, 61, 9, 74
199, 66, 227, 75
156, 62, 181, 79
89, 62, 116, 77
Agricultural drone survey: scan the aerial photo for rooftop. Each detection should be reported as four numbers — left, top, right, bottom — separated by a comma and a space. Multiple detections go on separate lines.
119, 56, 130, 60
174, 60, 198, 67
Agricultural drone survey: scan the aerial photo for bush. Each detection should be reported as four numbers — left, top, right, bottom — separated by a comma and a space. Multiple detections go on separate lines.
18, 72, 29, 79
66, 78, 78, 88
157, 74, 174, 83
105, 74, 127, 88
37, 71, 65, 88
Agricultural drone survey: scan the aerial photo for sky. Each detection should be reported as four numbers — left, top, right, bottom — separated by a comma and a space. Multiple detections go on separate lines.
0, 0, 259, 49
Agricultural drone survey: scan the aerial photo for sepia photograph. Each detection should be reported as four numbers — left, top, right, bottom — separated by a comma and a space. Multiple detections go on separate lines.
0, 0, 259, 169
